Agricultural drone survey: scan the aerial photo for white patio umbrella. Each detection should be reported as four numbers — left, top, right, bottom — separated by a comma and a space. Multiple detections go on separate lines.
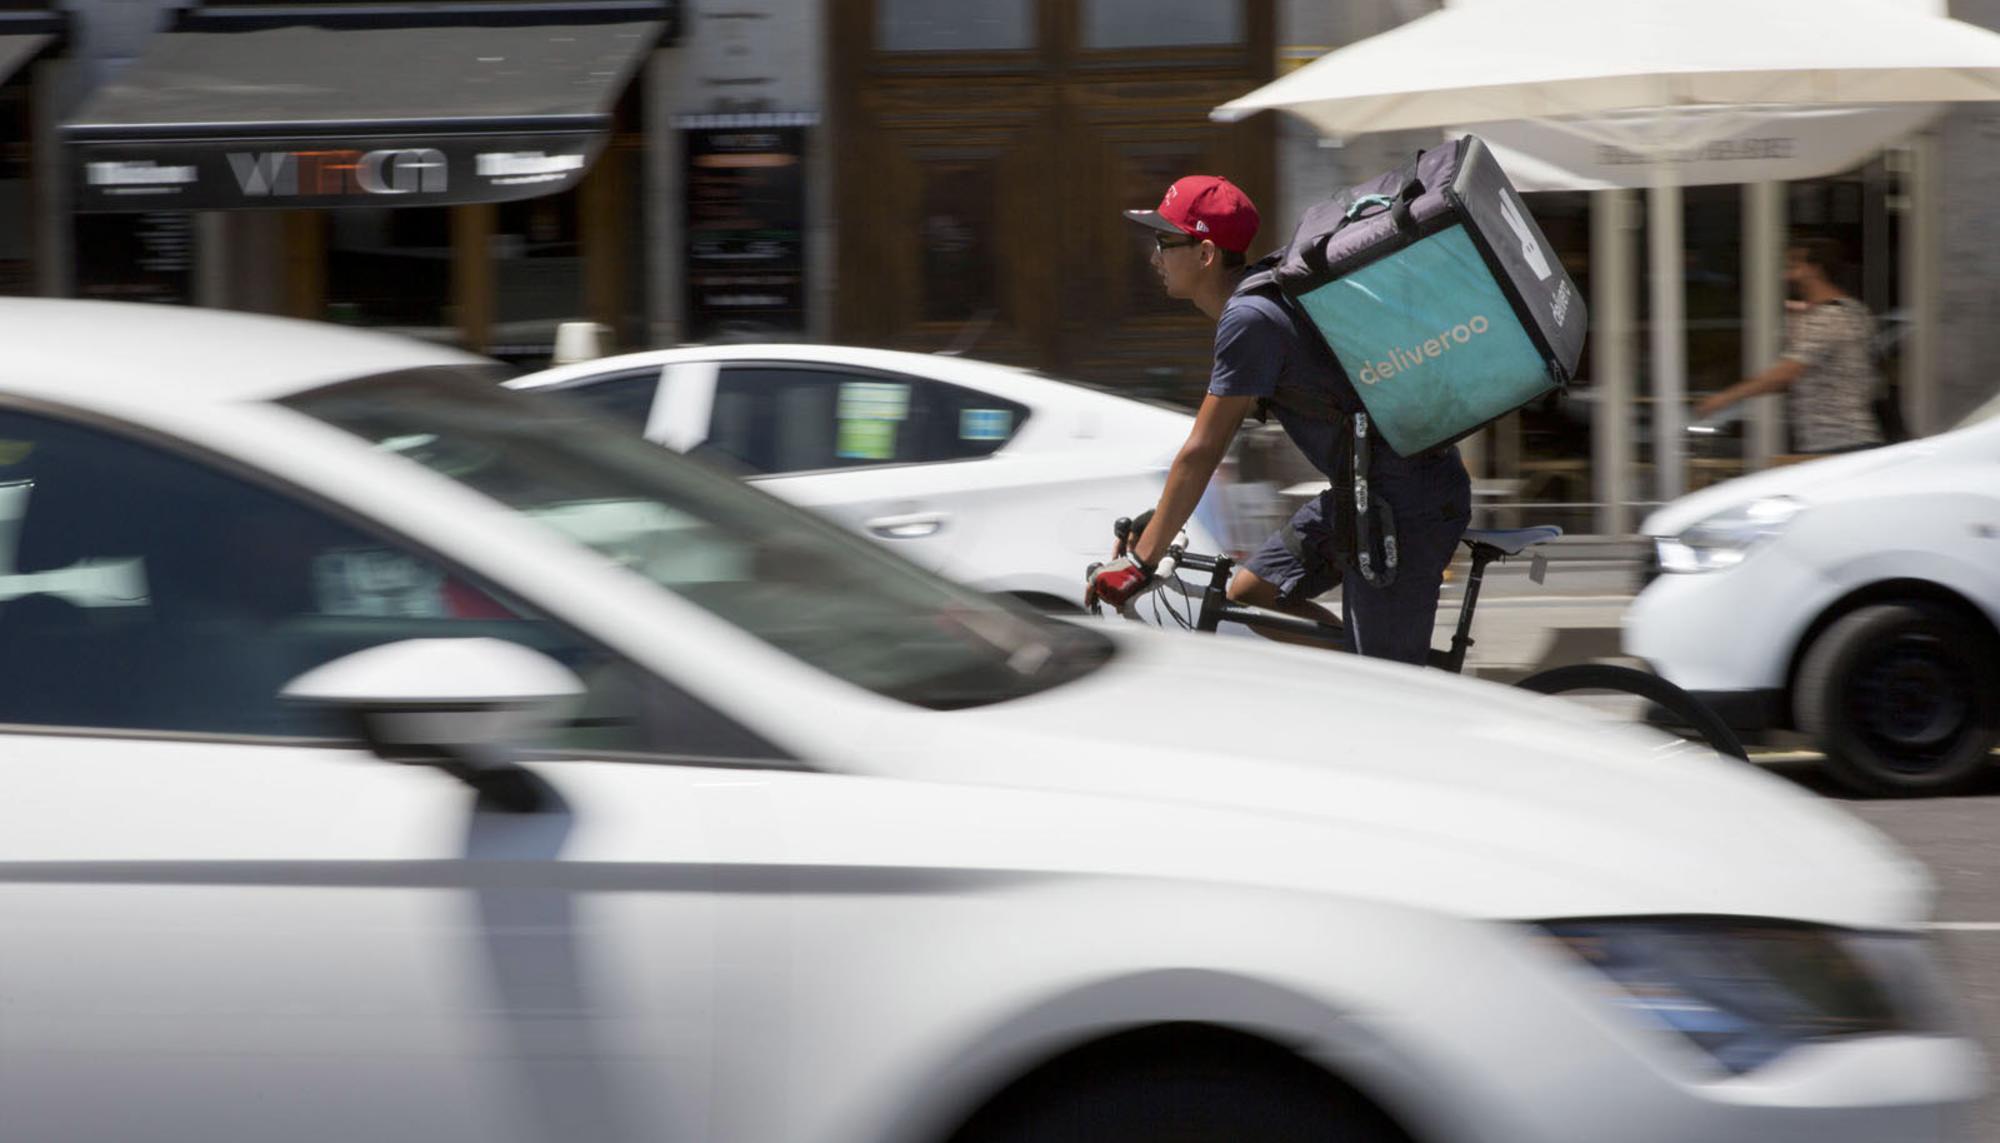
1213, 0, 2000, 504
1214, 0, 2000, 137
1442, 0, 1949, 192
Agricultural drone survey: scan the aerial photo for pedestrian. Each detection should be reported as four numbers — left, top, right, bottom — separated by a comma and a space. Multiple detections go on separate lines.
1694, 237, 1885, 455
1086, 176, 1471, 665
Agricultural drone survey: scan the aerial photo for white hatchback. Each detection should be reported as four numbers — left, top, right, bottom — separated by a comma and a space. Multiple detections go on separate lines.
1627, 392, 2000, 795
0, 300, 1983, 1143
510, 345, 1257, 609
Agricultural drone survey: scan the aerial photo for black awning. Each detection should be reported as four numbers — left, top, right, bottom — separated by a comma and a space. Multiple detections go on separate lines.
0, 32, 49, 86
67, 19, 661, 210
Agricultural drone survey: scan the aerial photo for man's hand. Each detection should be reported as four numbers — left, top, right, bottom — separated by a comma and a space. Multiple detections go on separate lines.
1115, 509, 1155, 557
1085, 555, 1154, 609
1694, 392, 1733, 419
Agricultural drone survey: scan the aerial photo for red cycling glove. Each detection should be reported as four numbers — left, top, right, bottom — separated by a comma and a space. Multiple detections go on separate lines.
1085, 555, 1154, 609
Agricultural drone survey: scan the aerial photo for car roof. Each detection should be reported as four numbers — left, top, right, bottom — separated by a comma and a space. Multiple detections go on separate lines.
0, 299, 488, 412
514, 342, 1197, 420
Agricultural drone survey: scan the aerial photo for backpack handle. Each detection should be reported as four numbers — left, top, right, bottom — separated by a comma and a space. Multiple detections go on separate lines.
1342, 170, 1424, 237
1344, 193, 1398, 220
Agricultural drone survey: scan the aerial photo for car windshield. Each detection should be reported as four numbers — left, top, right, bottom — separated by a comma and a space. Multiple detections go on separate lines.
286, 368, 1111, 709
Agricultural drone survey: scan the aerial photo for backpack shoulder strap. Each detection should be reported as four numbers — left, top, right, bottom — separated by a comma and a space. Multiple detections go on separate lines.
1228, 267, 1352, 428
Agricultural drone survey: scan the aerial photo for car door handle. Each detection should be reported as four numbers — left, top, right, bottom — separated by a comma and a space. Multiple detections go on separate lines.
865, 511, 948, 539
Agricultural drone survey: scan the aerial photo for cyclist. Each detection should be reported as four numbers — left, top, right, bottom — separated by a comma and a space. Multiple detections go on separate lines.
1087, 175, 1471, 665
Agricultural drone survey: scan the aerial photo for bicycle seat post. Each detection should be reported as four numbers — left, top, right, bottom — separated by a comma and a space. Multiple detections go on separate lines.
1442, 541, 1501, 674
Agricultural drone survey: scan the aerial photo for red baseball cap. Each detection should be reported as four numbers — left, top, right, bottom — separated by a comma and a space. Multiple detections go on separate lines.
1124, 175, 1260, 255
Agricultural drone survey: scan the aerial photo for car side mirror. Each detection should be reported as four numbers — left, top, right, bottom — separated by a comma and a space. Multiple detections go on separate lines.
282, 638, 584, 813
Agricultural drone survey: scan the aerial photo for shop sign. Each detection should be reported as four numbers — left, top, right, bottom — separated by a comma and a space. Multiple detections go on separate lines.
683, 120, 808, 340
73, 136, 604, 210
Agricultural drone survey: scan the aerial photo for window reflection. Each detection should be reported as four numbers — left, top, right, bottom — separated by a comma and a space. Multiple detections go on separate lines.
878, 0, 1033, 52
1083, 0, 1243, 49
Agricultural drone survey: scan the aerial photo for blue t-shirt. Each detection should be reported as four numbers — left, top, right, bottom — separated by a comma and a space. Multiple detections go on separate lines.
1209, 289, 1457, 482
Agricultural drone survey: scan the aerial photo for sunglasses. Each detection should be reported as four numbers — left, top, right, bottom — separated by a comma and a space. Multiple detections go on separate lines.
1154, 233, 1201, 251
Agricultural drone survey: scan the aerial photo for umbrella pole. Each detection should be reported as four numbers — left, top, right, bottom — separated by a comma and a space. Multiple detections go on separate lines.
1648, 163, 1686, 504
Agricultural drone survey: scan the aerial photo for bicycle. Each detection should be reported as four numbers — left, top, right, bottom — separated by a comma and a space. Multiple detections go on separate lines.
1087, 518, 1749, 761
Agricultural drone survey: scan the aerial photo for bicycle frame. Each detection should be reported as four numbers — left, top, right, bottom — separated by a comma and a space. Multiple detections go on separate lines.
1129, 540, 1514, 676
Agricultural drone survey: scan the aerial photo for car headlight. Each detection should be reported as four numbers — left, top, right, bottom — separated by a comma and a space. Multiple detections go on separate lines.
1532, 918, 1955, 1076
1655, 496, 1802, 573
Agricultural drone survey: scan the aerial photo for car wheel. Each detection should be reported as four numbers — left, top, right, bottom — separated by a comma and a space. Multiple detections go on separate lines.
951, 1055, 1400, 1143
1796, 604, 2000, 796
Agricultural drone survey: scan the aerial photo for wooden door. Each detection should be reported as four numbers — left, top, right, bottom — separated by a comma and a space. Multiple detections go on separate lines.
832, 0, 1274, 402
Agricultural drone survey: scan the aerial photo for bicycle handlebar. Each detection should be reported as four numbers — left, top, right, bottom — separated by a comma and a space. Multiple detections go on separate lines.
1113, 514, 1217, 576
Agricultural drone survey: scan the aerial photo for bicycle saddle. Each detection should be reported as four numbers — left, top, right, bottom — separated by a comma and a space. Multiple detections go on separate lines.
1460, 525, 1562, 556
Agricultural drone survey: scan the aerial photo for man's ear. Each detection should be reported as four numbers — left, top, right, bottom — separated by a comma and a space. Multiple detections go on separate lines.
1199, 239, 1219, 269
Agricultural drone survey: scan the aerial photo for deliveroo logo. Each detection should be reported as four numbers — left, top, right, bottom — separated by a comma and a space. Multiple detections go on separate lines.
1498, 192, 1553, 281
1356, 315, 1491, 386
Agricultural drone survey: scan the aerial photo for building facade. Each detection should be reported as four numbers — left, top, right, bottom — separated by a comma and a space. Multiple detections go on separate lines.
17, 0, 1999, 537
45, 0, 672, 364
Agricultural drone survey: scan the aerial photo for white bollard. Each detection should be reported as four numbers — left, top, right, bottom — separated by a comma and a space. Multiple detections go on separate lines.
552, 321, 610, 365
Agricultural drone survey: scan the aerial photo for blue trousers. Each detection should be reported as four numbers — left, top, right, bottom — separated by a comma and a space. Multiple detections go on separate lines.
1245, 453, 1470, 666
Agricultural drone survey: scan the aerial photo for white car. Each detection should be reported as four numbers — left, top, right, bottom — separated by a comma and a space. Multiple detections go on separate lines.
1627, 392, 2000, 795
510, 345, 1253, 609
0, 299, 1983, 1143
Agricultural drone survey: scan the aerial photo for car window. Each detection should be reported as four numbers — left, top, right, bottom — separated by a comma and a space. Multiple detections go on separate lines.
288, 370, 1111, 710
701, 365, 1030, 474
700, 366, 922, 475
911, 377, 1030, 461
0, 409, 777, 758
550, 369, 661, 435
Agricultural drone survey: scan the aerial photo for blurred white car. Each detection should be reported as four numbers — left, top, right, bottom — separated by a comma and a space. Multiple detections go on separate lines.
510, 346, 1256, 609
0, 300, 1982, 1143
1628, 392, 2000, 795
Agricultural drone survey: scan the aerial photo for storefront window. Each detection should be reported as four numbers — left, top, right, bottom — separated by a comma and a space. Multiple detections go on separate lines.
492, 187, 585, 363
1623, 185, 1747, 501
1503, 190, 1594, 533
1679, 184, 1747, 486
0, 81, 32, 295
324, 206, 452, 340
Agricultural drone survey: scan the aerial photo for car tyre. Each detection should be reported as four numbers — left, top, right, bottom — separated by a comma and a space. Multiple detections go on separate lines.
951, 1053, 1400, 1143
1796, 603, 2000, 796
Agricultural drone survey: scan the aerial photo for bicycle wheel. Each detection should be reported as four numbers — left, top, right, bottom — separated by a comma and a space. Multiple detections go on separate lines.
1515, 663, 1749, 761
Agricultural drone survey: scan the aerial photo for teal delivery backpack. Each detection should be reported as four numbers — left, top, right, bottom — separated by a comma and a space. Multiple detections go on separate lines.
1271, 135, 1586, 458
